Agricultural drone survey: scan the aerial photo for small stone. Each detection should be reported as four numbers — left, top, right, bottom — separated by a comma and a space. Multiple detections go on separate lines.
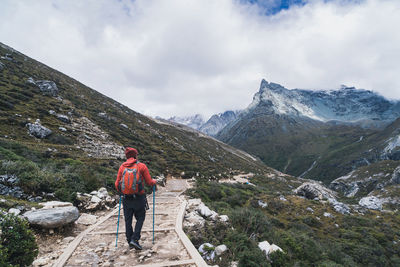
32, 257, 50, 266
215, 244, 228, 256
49, 229, 54, 234
8, 208, 21, 216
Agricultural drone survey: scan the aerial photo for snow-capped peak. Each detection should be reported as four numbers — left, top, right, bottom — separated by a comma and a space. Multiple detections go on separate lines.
246, 79, 400, 125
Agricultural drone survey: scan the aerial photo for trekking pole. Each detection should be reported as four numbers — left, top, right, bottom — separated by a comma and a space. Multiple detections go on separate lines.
116, 194, 122, 247
152, 185, 155, 244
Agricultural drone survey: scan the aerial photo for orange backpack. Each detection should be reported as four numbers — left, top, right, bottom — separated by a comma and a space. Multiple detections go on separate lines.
118, 163, 143, 195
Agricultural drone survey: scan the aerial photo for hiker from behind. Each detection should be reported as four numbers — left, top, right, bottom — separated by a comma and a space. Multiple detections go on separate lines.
115, 147, 157, 250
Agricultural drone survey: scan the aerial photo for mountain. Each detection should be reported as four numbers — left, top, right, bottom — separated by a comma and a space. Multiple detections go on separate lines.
0, 42, 274, 201
199, 110, 240, 136
166, 114, 205, 130
217, 79, 400, 183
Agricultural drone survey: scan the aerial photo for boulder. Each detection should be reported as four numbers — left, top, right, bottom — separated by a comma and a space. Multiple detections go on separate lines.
32, 257, 50, 267
323, 212, 334, 218
219, 215, 229, 222
35, 80, 59, 96
97, 187, 108, 199
215, 244, 228, 256
26, 77, 36, 85
198, 243, 215, 261
76, 213, 97, 225
328, 198, 351, 214
258, 241, 271, 256
294, 182, 337, 200
258, 200, 268, 208
269, 244, 283, 254
26, 120, 52, 138
184, 211, 205, 228
359, 196, 384, 210
56, 114, 70, 123
8, 208, 21, 216
23, 206, 79, 228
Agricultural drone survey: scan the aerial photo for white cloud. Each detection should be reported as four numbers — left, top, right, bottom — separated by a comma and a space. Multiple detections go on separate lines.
0, 0, 399, 119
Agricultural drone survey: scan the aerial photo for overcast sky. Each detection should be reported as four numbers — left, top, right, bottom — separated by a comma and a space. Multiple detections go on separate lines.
1, 0, 399, 119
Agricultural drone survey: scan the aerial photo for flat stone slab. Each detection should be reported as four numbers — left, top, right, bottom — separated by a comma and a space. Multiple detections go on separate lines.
24, 206, 79, 228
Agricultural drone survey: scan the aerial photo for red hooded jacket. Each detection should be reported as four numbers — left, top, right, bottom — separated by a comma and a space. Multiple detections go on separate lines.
115, 158, 156, 195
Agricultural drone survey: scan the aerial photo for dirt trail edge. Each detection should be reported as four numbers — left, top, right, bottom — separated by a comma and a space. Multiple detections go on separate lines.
53, 179, 208, 267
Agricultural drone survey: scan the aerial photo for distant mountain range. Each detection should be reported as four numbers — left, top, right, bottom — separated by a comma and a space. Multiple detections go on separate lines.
169, 79, 400, 186
166, 110, 240, 136
217, 79, 400, 183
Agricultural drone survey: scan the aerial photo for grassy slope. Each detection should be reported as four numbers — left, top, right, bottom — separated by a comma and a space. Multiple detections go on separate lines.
0, 42, 271, 201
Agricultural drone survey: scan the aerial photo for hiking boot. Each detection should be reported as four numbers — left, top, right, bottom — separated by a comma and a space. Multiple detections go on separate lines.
129, 239, 142, 250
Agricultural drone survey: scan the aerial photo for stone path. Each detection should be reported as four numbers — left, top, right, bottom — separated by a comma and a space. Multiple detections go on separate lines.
53, 179, 207, 267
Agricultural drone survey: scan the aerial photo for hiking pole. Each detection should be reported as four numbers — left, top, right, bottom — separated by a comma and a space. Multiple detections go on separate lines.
152, 185, 155, 244
116, 194, 122, 247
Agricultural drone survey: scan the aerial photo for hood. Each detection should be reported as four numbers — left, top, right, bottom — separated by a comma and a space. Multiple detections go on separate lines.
122, 158, 138, 167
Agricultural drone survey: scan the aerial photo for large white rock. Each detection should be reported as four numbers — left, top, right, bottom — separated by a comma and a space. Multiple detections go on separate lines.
269, 244, 283, 254
23, 206, 79, 228
197, 203, 213, 217
26, 121, 52, 139
184, 211, 205, 228
39, 201, 73, 209
258, 241, 271, 256
294, 182, 337, 200
258, 200, 268, 208
32, 257, 50, 266
359, 196, 384, 210
215, 244, 228, 256
219, 215, 229, 222
97, 187, 108, 199
75, 213, 97, 225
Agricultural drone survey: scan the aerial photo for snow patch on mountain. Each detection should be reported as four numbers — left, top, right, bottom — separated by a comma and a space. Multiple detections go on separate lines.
199, 110, 240, 136
245, 79, 400, 126
167, 114, 205, 130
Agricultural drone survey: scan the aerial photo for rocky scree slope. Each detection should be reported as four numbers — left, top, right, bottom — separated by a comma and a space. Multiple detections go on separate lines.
0, 42, 272, 202
217, 79, 400, 184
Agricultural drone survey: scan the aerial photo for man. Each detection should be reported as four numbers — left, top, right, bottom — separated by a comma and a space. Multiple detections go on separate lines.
115, 147, 157, 250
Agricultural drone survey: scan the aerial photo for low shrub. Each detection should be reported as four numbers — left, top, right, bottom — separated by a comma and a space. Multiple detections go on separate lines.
0, 214, 38, 266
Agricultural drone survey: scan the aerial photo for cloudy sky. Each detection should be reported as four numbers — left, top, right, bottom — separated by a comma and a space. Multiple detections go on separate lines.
1, 0, 399, 119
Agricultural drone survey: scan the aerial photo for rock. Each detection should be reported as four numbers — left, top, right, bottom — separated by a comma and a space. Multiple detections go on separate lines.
258, 200, 268, 208
328, 198, 351, 214
0, 61, 4, 71
390, 166, 400, 184
359, 196, 384, 210
294, 182, 337, 200
91, 195, 102, 203
39, 201, 73, 209
23, 206, 79, 228
8, 208, 21, 216
323, 212, 334, 218
59, 127, 67, 132
155, 174, 166, 186
184, 211, 205, 228
76, 213, 97, 225
120, 123, 128, 129
198, 243, 215, 261
197, 203, 214, 218
219, 215, 229, 222
97, 187, 108, 199
27, 77, 36, 85
56, 114, 70, 123
35, 80, 59, 96
269, 244, 283, 254
258, 241, 271, 256
32, 257, 50, 266
215, 244, 228, 256
279, 195, 287, 201
26, 120, 52, 138
306, 207, 314, 213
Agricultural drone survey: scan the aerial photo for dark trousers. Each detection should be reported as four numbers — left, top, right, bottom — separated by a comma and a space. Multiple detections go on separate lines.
123, 194, 146, 242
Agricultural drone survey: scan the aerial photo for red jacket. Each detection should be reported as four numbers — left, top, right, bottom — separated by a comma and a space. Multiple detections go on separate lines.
115, 158, 156, 195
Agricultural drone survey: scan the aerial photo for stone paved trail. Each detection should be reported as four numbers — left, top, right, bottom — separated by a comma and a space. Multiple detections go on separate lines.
53, 179, 207, 267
